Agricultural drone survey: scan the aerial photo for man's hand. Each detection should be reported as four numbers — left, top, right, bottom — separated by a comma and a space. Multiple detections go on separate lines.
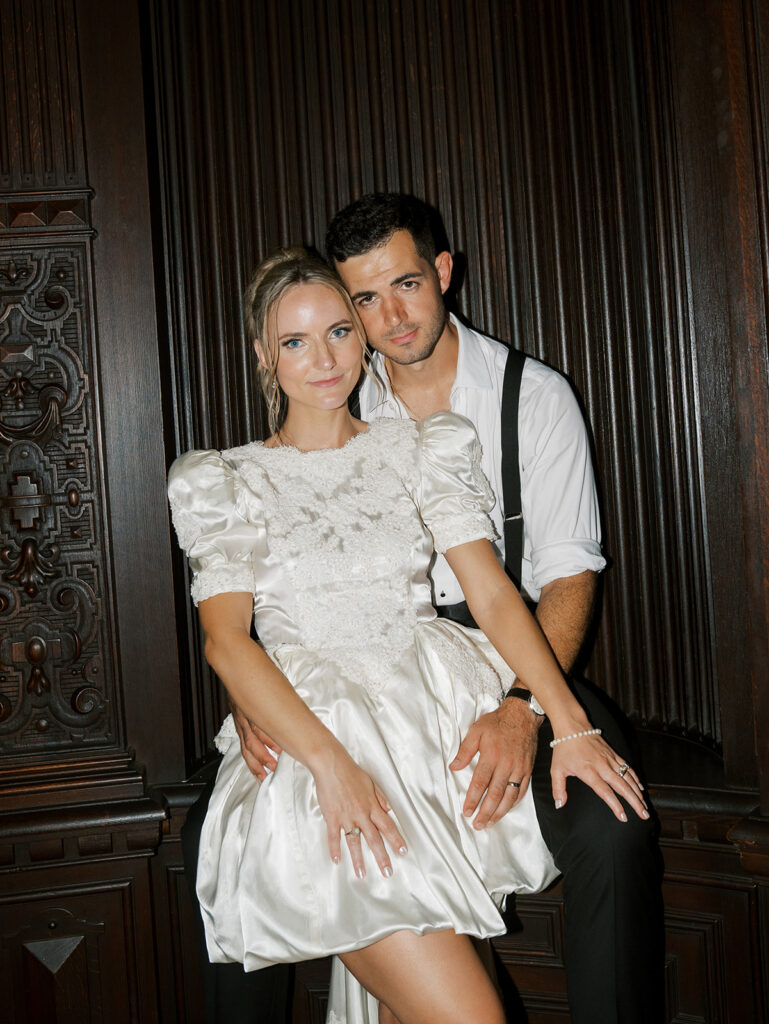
231, 702, 282, 782
449, 698, 541, 829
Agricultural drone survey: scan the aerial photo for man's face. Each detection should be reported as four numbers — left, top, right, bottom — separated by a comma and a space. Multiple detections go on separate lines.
334, 230, 453, 365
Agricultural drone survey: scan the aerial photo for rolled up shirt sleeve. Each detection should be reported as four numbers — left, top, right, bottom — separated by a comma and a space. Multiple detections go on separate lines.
519, 364, 606, 600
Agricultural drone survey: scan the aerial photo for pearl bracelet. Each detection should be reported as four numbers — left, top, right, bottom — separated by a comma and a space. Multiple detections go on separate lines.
549, 727, 602, 749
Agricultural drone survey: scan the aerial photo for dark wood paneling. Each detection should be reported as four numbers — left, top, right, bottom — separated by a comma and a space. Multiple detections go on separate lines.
148, 0, 766, 784
665, 0, 769, 792
142, 2, 769, 1019
1, 2, 188, 1022
75, 0, 184, 784
0, 0, 86, 192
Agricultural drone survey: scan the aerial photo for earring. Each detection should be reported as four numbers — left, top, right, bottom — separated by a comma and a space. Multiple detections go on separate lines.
271, 379, 278, 390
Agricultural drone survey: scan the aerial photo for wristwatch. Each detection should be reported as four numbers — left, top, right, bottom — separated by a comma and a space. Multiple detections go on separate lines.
503, 686, 546, 717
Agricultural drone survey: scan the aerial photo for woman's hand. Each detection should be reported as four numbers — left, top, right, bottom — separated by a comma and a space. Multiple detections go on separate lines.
230, 700, 282, 782
550, 732, 649, 822
311, 749, 408, 879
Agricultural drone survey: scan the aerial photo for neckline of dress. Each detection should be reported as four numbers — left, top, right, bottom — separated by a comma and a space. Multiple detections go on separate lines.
257, 419, 381, 456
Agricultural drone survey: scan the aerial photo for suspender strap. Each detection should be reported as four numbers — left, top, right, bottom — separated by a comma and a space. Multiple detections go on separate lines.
501, 347, 526, 587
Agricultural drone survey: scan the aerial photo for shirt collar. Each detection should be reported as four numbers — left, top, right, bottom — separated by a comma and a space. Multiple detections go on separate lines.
450, 313, 494, 391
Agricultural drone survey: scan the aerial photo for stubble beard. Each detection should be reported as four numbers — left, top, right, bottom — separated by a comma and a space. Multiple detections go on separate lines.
375, 307, 448, 367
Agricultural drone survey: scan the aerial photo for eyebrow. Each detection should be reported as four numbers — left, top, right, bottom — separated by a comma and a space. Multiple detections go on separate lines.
349, 271, 424, 301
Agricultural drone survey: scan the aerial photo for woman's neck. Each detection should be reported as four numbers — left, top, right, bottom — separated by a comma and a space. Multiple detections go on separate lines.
273, 406, 363, 452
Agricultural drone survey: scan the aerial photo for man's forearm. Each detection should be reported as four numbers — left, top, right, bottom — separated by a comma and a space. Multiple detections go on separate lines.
535, 569, 598, 673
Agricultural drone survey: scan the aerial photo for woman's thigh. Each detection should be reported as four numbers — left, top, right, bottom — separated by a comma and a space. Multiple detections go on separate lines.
340, 929, 505, 1024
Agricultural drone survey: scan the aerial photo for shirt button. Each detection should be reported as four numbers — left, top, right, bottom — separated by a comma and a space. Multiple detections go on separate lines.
440, 591, 445, 597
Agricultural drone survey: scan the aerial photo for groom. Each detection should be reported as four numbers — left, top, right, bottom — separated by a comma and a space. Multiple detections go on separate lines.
186, 194, 664, 1023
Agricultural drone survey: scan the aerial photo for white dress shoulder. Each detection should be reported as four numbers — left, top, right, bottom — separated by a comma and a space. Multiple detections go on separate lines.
168, 412, 558, 1024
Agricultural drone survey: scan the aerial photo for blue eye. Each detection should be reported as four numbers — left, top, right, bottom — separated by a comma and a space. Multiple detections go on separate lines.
282, 338, 302, 349
330, 327, 351, 340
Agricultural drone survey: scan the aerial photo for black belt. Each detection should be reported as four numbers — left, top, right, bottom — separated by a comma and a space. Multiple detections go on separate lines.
436, 600, 478, 630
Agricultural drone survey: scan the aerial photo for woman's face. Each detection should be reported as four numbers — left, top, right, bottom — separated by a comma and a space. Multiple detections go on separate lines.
261, 282, 363, 418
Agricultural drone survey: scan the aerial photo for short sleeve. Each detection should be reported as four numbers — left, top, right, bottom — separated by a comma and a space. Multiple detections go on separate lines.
417, 412, 498, 553
167, 450, 264, 606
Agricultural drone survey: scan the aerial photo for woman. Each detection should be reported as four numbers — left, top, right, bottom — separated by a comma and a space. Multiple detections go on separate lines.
168, 248, 647, 1024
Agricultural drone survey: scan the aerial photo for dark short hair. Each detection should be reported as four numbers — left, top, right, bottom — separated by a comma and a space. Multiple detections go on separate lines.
325, 193, 447, 265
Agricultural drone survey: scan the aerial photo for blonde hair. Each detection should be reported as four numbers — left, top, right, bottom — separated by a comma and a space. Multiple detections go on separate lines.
244, 247, 374, 433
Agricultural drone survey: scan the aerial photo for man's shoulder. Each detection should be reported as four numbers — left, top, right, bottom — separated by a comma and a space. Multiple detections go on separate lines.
456, 319, 509, 369
520, 353, 578, 405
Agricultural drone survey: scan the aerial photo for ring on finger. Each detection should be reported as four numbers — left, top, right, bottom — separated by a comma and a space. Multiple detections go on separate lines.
344, 826, 362, 837
507, 779, 522, 789
616, 762, 630, 778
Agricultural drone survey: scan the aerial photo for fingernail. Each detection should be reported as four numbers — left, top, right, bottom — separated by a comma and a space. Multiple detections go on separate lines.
384, 865, 393, 878
620, 812, 627, 822
356, 867, 365, 879
555, 799, 563, 809
332, 855, 340, 864
398, 845, 408, 856
641, 809, 650, 819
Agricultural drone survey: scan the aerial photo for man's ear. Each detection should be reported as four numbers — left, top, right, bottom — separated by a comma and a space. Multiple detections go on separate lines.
253, 339, 268, 368
434, 251, 454, 295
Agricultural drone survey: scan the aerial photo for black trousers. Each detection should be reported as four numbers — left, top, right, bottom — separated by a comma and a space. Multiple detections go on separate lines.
529, 678, 665, 1023
182, 625, 665, 1023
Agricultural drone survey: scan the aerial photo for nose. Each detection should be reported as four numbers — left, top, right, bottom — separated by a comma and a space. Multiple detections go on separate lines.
316, 342, 337, 370
381, 293, 405, 326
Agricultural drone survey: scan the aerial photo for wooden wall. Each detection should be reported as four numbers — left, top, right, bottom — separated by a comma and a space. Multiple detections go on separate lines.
150, 0, 768, 794
1, 0, 767, 1021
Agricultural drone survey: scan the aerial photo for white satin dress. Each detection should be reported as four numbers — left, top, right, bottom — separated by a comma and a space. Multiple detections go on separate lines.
168, 412, 558, 1024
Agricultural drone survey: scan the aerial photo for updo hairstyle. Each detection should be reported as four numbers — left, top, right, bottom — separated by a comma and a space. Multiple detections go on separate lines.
244, 247, 370, 434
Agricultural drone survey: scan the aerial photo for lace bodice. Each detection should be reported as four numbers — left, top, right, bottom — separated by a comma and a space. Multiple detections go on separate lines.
168, 413, 497, 690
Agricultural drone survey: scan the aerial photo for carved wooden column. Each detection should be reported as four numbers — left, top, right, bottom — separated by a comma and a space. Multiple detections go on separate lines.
0, 2, 184, 1020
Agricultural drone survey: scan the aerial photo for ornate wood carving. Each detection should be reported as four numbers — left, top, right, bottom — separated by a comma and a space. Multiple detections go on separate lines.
0, 239, 119, 756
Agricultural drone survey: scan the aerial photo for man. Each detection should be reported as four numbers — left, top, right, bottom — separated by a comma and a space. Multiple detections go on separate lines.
321, 194, 663, 1023
187, 193, 664, 1023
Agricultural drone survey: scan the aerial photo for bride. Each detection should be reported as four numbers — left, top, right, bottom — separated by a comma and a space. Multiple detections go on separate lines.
168, 247, 647, 1024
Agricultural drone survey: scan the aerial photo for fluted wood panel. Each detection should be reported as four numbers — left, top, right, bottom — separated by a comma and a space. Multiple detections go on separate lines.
150, 0, 766, 786
0, 0, 86, 192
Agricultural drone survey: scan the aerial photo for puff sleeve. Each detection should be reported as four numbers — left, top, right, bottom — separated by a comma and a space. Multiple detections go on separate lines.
167, 450, 265, 606
417, 411, 498, 553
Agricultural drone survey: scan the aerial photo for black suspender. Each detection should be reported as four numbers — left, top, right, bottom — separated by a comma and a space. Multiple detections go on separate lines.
501, 346, 526, 588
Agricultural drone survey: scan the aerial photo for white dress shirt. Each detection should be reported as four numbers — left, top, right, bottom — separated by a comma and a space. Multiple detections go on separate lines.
357, 314, 606, 605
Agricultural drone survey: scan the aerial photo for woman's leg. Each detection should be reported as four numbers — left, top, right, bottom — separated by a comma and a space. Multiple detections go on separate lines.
340, 929, 505, 1024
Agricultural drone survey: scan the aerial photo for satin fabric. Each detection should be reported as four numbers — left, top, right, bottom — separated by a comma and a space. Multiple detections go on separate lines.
168, 412, 558, 1024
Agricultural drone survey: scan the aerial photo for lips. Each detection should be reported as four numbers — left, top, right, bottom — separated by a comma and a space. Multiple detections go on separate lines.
388, 327, 419, 346
309, 375, 345, 387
